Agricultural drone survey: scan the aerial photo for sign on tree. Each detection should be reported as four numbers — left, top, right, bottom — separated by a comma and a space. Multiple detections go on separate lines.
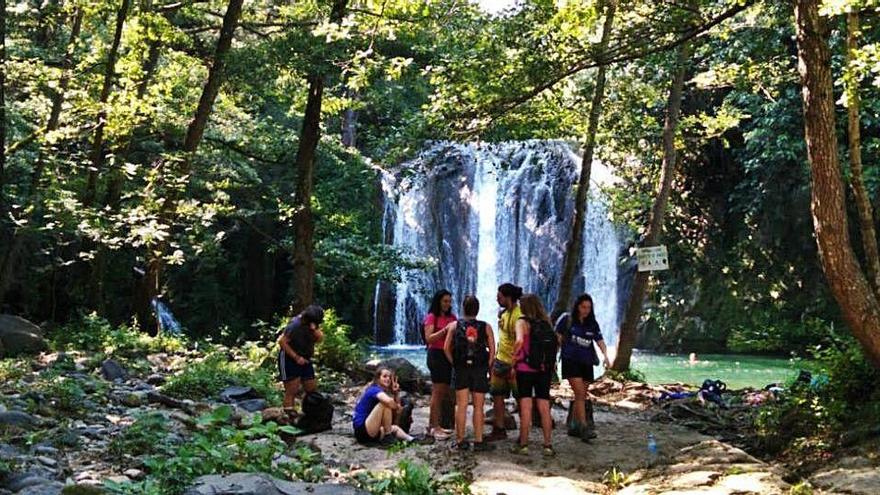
637, 245, 669, 272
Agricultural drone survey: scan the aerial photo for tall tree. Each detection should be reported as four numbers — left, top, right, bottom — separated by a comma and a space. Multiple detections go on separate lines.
844, 10, 880, 296
612, 41, 690, 372
552, 0, 616, 319
135, 0, 245, 327
83, 0, 132, 207
0, 9, 83, 306
793, 0, 880, 367
0, 0, 6, 215
289, 0, 348, 313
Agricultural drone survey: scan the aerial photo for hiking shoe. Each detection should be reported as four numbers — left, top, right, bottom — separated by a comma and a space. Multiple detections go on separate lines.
542, 445, 556, 457
509, 443, 529, 455
473, 441, 494, 452
485, 429, 508, 442
580, 427, 597, 442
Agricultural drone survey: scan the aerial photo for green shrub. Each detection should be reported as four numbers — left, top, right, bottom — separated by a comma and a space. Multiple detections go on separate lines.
0, 358, 29, 383
109, 413, 170, 457
356, 459, 470, 495
161, 352, 280, 404
50, 313, 186, 357
107, 406, 303, 495
38, 377, 88, 415
313, 309, 368, 373
754, 335, 880, 455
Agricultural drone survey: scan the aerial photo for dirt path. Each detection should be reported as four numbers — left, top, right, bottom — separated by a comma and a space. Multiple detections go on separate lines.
300, 385, 794, 495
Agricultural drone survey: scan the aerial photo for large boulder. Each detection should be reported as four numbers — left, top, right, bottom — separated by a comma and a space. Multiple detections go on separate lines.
364, 358, 428, 393
183, 473, 367, 495
0, 315, 47, 356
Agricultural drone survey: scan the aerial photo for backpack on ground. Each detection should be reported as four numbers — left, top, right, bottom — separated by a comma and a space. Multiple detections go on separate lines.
452, 319, 489, 367
525, 317, 558, 372
295, 391, 334, 433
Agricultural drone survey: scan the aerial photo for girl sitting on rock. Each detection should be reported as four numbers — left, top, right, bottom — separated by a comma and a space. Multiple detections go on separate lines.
352, 368, 416, 445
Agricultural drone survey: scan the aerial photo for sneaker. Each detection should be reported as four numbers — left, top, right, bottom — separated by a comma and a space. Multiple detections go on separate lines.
431, 428, 451, 441
485, 429, 508, 442
509, 443, 529, 455
542, 445, 556, 457
473, 441, 494, 452
455, 440, 471, 451
408, 434, 433, 446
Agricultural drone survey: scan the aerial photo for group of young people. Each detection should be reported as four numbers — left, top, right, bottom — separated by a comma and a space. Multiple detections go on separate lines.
352, 283, 612, 455
275, 284, 611, 456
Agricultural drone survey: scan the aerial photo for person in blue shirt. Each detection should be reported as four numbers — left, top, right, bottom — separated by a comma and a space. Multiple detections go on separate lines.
352, 367, 415, 444
555, 294, 610, 441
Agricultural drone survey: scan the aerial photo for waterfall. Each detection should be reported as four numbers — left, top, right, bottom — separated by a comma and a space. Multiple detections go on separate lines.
373, 141, 626, 345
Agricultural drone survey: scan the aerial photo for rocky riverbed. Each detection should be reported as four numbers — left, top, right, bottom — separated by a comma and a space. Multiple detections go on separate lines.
1, 342, 877, 494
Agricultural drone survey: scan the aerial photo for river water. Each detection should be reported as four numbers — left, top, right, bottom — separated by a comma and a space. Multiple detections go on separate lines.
371, 345, 800, 390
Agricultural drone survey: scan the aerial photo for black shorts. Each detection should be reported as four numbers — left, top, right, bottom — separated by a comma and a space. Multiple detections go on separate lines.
354, 424, 378, 444
516, 371, 551, 400
561, 358, 595, 381
453, 365, 490, 393
427, 348, 452, 384
278, 351, 316, 382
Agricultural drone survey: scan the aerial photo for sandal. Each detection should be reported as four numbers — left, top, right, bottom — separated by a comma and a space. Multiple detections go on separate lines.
431, 428, 451, 441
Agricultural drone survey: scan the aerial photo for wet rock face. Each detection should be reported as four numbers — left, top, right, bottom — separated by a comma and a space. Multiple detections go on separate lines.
374, 141, 628, 345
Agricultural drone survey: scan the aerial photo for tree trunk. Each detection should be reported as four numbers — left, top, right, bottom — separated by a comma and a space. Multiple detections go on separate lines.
552, 0, 616, 319
612, 41, 690, 372
0, 0, 6, 216
845, 11, 880, 297
136, 0, 245, 329
289, 0, 348, 314
84, 0, 131, 207
290, 76, 324, 314
794, 0, 880, 367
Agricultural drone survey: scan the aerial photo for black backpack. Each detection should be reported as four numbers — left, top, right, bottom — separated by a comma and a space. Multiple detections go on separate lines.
524, 317, 558, 372
452, 319, 489, 367
295, 392, 334, 434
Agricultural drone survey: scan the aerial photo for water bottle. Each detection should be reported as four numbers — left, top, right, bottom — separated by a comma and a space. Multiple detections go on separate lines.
647, 433, 658, 463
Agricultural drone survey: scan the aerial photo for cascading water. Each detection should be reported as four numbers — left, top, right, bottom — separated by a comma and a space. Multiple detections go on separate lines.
374, 141, 627, 346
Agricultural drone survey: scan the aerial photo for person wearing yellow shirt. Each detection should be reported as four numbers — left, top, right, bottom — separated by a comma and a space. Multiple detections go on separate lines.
485, 283, 523, 442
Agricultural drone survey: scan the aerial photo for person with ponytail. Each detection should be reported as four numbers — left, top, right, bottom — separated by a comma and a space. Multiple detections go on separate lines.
485, 283, 523, 442
423, 289, 456, 440
555, 293, 610, 441
510, 294, 557, 457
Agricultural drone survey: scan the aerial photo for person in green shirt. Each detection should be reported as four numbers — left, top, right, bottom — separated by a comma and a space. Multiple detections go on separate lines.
485, 283, 523, 442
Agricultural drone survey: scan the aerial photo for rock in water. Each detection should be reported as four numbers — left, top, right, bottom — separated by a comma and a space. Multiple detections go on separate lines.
183, 473, 367, 495
100, 359, 128, 381
0, 315, 47, 356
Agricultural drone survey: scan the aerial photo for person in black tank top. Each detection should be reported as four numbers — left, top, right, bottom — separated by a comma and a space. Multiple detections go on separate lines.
443, 296, 496, 451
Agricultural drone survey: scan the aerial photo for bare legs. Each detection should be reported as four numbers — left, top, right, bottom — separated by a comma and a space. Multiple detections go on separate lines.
454, 390, 487, 444
364, 402, 413, 441
430, 382, 450, 434
517, 397, 552, 447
